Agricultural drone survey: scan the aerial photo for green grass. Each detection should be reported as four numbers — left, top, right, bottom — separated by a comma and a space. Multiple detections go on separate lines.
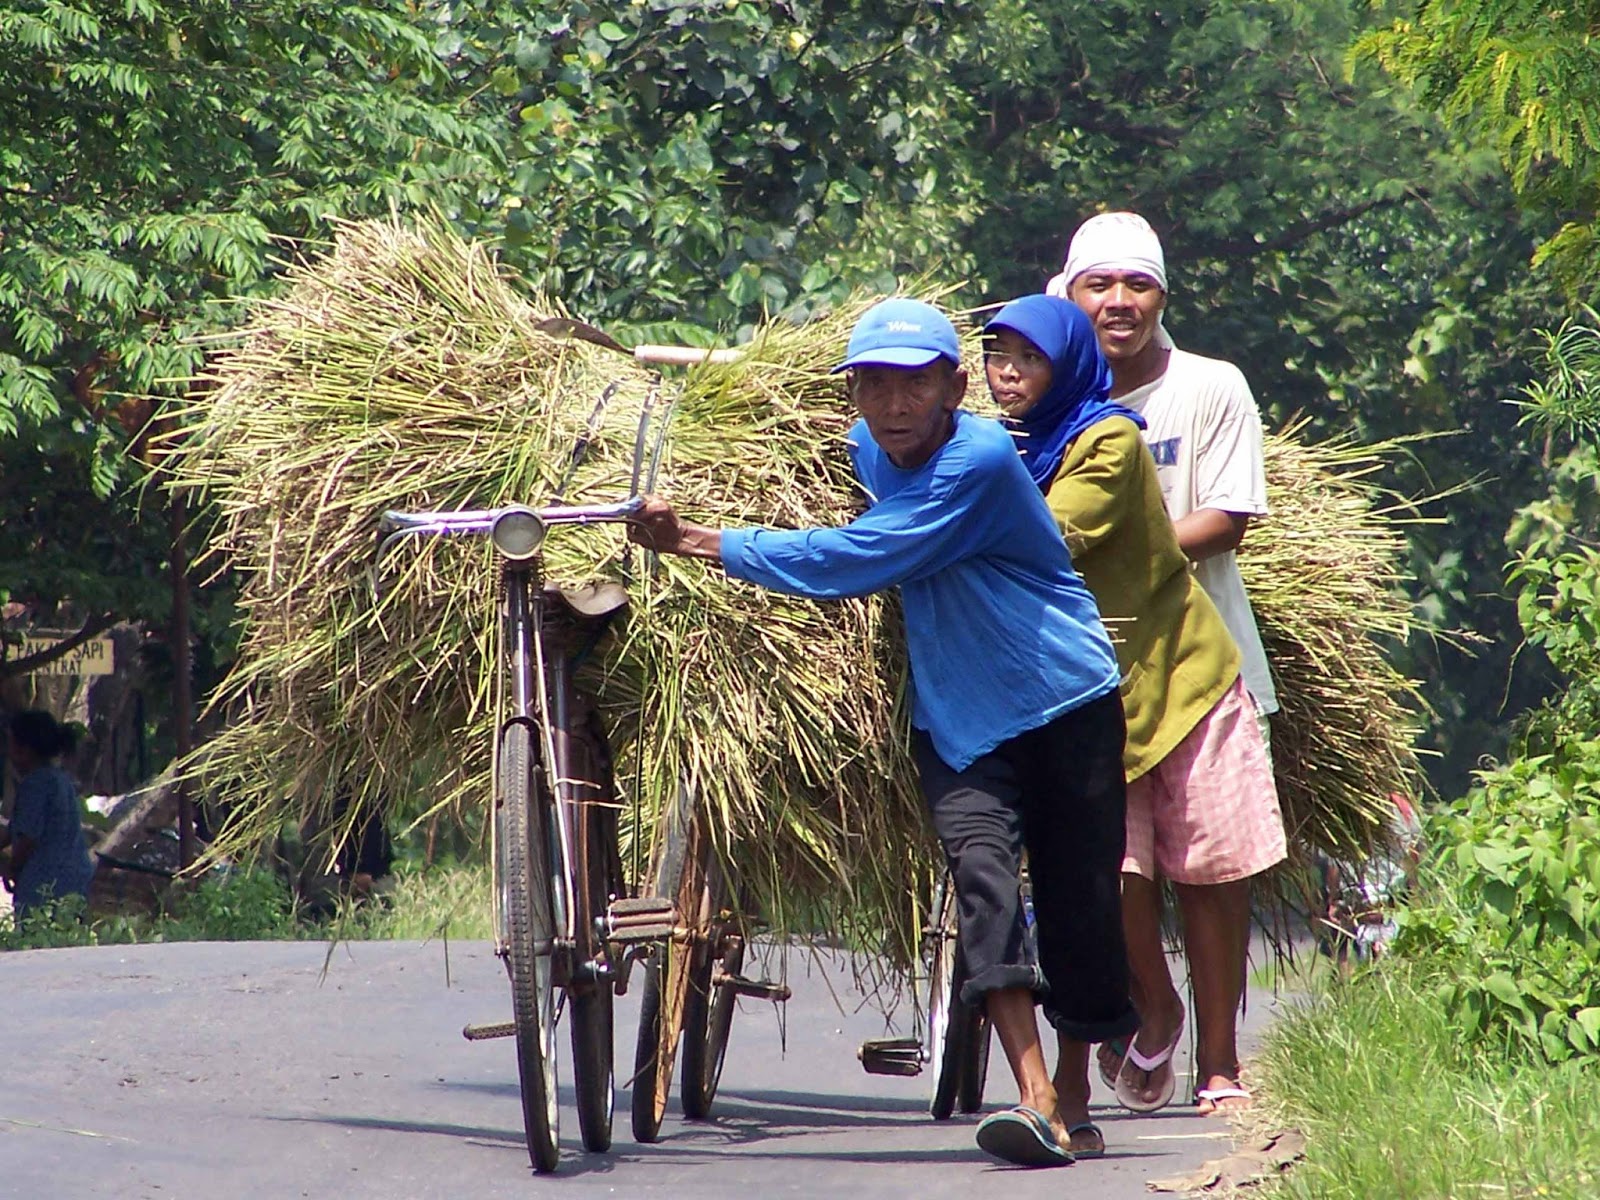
2, 861, 493, 950
332, 862, 493, 941
1256, 959, 1600, 1199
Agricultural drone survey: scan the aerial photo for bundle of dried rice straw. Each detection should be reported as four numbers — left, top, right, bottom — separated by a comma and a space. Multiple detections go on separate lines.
166, 215, 1422, 962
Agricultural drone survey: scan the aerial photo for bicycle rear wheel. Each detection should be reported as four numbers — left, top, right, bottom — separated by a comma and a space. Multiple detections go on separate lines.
498, 722, 560, 1171
956, 996, 992, 1114
630, 782, 709, 1143
926, 870, 985, 1121
681, 873, 742, 1119
568, 726, 618, 1153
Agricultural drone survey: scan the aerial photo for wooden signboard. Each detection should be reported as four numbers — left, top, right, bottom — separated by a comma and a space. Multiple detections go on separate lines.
20, 631, 116, 676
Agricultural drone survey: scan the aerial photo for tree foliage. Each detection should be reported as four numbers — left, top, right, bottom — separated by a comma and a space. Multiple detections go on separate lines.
1397, 318, 1600, 1065
0, 0, 1574, 795
1354, 0, 1600, 292
0, 0, 503, 676
0, 0, 499, 436
443, 0, 989, 340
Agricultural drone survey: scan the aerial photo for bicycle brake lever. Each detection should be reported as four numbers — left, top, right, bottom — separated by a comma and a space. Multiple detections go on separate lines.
628, 384, 659, 500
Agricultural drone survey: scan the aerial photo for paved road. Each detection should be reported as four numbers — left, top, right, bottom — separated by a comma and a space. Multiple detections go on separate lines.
2, 939, 1284, 1199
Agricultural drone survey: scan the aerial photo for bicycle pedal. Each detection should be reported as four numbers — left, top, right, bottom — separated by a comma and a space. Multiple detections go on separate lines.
462, 1020, 516, 1041
857, 1036, 924, 1077
606, 896, 678, 943
716, 972, 792, 1003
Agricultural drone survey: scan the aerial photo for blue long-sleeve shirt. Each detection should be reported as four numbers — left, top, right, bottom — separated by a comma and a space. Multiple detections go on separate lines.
720, 411, 1120, 770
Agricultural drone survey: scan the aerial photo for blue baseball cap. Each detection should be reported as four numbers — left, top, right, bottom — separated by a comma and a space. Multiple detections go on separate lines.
832, 298, 961, 374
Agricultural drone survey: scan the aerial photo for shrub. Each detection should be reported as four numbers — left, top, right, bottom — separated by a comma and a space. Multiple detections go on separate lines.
0, 893, 99, 950
158, 867, 300, 942
1397, 743, 1600, 1061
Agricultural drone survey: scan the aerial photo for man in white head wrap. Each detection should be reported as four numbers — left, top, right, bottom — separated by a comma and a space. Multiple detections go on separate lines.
1049, 212, 1274, 718
1048, 211, 1286, 1121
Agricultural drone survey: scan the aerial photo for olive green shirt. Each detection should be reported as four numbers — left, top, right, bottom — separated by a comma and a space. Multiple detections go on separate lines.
1046, 417, 1241, 781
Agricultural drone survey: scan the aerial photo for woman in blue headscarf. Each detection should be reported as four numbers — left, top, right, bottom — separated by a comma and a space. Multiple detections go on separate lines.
982, 295, 1280, 1144
986, 293, 1136, 490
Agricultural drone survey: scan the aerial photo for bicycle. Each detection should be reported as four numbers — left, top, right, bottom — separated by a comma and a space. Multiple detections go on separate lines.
614, 343, 791, 1144
857, 865, 992, 1119
627, 778, 790, 1143
375, 342, 785, 1170
378, 492, 657, 1171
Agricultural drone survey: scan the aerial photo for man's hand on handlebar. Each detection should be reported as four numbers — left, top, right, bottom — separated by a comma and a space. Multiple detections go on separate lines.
627, 495, 724, 565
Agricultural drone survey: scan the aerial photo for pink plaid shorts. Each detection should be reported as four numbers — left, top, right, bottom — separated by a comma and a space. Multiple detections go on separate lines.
1122, 676, 1287, 885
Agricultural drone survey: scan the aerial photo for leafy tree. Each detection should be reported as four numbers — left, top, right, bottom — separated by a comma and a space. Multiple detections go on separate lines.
1354, 0, 1600, 294
1394, 323, 1600, 1066
442, 0, 990, 339
0, 0, 501, 672
1, 0, 1569, 798
0, 0, 499, 435
932, 0, 1558, 789
1349, 0, 1600, 783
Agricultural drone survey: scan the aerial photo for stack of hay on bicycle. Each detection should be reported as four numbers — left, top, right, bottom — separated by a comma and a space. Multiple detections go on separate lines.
166, 214, 1424, 963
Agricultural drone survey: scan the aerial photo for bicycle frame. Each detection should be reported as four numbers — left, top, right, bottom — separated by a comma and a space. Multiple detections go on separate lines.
376, 497, 642, 970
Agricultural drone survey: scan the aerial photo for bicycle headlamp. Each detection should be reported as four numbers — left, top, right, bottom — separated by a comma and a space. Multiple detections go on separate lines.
491, 507, 547, 560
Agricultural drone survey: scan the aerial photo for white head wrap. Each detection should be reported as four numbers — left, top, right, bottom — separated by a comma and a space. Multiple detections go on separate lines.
1045, 211, 1168, 298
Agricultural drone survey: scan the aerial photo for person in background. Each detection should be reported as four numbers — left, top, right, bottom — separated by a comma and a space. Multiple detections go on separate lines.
2, 710, 96, 920
628, 298, 1138, 1166
983, 294, 1284, 1126
1048, 214, 1285, 1114
1319, 793, 1423, 970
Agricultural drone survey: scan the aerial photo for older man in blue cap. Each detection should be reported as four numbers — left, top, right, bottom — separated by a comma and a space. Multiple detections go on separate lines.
629, 297, 1138, 1166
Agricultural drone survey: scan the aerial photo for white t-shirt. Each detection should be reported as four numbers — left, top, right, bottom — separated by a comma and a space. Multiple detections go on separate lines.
1117, 344, 1279, 715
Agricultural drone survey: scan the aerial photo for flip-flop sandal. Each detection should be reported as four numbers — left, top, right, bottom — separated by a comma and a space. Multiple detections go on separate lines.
1066, 1121, 1106, 1159
1098, 1036, 1131, 1089
1115, 1011, 1185, 1114
975, 1106, 1075, 1167
1195, 1083, 1252, 1114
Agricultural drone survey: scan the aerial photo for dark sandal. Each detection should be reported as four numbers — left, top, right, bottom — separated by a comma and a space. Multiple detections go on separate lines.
1098, 1037, 1130, 1089
975, 1106, 1075, 1167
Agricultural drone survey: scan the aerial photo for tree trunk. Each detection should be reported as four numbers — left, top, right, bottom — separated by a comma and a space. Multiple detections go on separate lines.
170, 496, 196, 871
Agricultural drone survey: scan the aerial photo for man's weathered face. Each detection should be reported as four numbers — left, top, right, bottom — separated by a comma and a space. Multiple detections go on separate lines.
1068, 269, 1167, 364
847, 359, 967, 469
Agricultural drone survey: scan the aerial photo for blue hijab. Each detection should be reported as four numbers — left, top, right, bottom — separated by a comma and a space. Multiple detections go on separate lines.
985, 294, 1146, 491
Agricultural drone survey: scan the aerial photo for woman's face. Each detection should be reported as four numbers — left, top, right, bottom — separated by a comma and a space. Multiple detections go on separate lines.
984, 327, 1054, 418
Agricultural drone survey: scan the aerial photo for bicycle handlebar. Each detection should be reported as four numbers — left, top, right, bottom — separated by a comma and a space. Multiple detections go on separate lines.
375, 496, 645, 561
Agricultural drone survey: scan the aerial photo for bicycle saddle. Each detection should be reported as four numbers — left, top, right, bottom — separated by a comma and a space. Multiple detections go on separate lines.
545, 580, 629, 619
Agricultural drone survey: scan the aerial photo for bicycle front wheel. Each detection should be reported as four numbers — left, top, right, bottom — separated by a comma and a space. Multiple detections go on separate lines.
630, 782, 708, 1143
498, 722, 561, 1172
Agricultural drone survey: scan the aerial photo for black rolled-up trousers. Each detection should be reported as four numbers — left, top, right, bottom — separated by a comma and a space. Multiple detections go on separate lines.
912, 689, 1139, 1043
